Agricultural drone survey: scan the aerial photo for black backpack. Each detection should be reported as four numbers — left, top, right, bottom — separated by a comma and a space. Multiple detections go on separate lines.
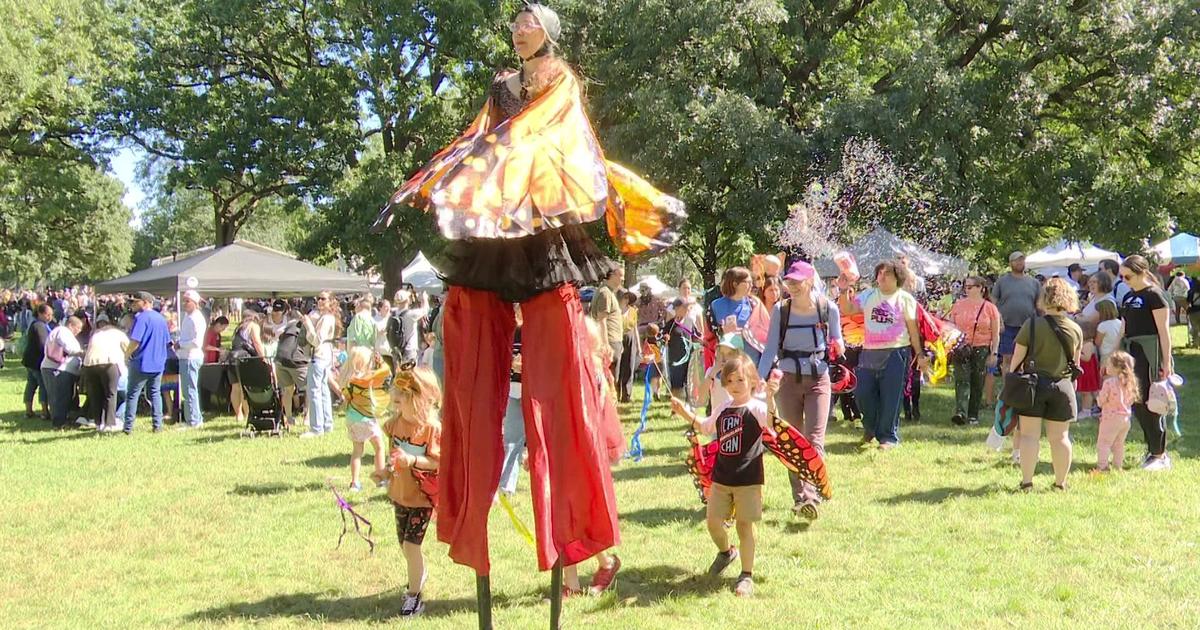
275, 320, 311, 368
774, 296, 832, 378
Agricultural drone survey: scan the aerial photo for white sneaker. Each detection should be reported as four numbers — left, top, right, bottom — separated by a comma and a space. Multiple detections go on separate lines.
1142, 455, 1172, 471
400, 592, 424, 616
298, 431, 323, 439
75, 417, 96, 429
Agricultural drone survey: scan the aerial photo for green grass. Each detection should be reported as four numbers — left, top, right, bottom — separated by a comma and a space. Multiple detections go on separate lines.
3, 328, 1200, 628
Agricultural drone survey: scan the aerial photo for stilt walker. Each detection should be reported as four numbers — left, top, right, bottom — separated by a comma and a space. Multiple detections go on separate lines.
372, 4, 685, 627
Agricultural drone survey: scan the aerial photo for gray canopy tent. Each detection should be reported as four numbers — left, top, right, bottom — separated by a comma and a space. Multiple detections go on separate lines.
96, 241, 369, 298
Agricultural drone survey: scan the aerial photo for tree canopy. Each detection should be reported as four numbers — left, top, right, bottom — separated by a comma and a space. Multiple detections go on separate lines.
0, 0, 133, 285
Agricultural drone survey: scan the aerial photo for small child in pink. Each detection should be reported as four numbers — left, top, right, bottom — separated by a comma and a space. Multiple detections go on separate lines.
1095, 351, 1140, 472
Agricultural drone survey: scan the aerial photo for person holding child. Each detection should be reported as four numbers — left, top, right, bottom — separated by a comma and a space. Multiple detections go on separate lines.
376, 366, 442, 617
672, 353, 777, 598
1096, 351, 1139, 473
340, 347, 391, 492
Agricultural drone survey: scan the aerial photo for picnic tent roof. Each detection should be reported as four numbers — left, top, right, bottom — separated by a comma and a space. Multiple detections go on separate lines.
402, 252, 444, 293
1023, 241, 1119, 271
1152, 233, 1200, 266
96, 241, 369, 298
813, 227, 968, 278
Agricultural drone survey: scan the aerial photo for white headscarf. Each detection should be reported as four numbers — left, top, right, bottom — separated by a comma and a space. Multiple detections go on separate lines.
524, 3, 561, 44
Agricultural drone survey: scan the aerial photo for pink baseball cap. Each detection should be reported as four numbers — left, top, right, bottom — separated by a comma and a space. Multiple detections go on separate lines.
783, 261, 815, 282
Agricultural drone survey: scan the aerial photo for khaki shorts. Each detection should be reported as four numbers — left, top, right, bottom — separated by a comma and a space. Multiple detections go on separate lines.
275, 364, 308, 390
346, 419, 383, 443
707, 482, 763, 523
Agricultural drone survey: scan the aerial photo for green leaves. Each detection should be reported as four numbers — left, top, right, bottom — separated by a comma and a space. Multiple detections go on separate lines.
0, 0, 133, 285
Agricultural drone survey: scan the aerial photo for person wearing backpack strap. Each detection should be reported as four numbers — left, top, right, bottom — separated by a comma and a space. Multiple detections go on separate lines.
1009, 278, 1083, 491
757, 261, 842, 519
947, 277, 1001, 425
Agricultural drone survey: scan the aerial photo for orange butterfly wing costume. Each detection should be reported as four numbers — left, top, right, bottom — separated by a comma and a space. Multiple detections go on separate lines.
372, 66, 684, 257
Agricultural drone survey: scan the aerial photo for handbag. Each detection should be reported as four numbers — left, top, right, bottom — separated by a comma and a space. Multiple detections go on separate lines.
1000, 317, 1039, 412
949, 302, 986, 364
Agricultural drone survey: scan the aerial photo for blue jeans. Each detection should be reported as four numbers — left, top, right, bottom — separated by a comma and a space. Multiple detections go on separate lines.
179, 358, 203, 427
307, 357, 333, 433
24, 367, 48, 408
499, 394, 526, 494
855, 347, 911, 445
124, 368, 164, 432
115, 373, 128, 423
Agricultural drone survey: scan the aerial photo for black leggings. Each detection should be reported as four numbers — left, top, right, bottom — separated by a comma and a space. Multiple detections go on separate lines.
83, 363, 121, 428
1130, 343, 1167, 456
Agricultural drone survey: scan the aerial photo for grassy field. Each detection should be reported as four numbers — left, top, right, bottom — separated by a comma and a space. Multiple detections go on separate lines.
3, 329, 1200, 629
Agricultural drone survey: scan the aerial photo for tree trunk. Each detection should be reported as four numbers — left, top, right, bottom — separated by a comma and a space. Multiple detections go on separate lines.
700, 224, 719, 288
623, 258, 639, 289
215, 208, 238, 247
380, 253, 406, 301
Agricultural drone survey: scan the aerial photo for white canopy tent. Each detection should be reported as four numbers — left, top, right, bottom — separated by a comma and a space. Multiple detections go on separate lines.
1023, 241, 1119, 272
633, 275, 674, 298
402, 252, 444, 294
813, 226, 968, 278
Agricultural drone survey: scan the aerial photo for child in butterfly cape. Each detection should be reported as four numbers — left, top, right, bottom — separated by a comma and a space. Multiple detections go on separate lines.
671, 353, 777, 598
339, 347, 391, 491
373, 366, 442, 617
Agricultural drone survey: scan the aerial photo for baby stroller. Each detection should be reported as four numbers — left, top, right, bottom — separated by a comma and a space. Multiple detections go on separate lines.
235, 357, 286, 437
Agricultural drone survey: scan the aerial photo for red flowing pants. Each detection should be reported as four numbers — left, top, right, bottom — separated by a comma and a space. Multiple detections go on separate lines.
437, 285, 620, 574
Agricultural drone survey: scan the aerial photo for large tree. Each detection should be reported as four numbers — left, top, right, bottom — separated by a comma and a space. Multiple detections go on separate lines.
0, 0, 133, 285
558, 0, 1200, 272
109, 0, 362, 246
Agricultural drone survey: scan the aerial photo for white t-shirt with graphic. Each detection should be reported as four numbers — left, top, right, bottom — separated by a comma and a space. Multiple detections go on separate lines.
855, 287, 918, 350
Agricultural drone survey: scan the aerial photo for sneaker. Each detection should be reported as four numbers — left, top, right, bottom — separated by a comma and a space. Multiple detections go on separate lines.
298, 431, 322, 439
399, 592, 424, 617
1011, 450, 1021, 465
733, 573, 754, 597
589, 555, 621, 595
793, 502, 819, 521
707, 547, 738, 576
376, 478, 390, 489
878, 442, 898, 451
349, 482, 362, 492
951, 414, 965, 426
1142, 455, 1172, 472
1018, 481, 1033, 493
75, 417, 96, 429
967, 417, 979, 425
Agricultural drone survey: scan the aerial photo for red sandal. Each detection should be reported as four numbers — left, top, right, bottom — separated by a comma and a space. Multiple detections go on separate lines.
589, 555, 622, 595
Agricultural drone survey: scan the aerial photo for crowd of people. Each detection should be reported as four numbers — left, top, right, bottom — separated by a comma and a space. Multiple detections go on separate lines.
4, 246, 1187, 608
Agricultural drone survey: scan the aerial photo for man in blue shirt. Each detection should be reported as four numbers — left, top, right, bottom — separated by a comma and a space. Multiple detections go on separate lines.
123, 291, 171, 433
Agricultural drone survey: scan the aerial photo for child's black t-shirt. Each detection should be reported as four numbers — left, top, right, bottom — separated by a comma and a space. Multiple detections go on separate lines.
710, 402, 767, 487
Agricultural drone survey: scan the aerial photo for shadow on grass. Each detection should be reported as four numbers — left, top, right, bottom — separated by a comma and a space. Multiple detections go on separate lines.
878, 484, 999, 505
230, 481, 327, 497
580, 564, 726, 609
635, 443, 688, 458
611, 463, 684, 482
185, 589, 534, 623
297, 454, 348, 469
621, 506, 704, 527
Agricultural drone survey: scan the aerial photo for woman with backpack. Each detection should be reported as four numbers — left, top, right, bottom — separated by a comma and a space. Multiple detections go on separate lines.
757, 261, 842, 520
1009, 278, 1082, 491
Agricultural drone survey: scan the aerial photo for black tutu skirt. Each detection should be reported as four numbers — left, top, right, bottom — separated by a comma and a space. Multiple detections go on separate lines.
438, 224, 618, 303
